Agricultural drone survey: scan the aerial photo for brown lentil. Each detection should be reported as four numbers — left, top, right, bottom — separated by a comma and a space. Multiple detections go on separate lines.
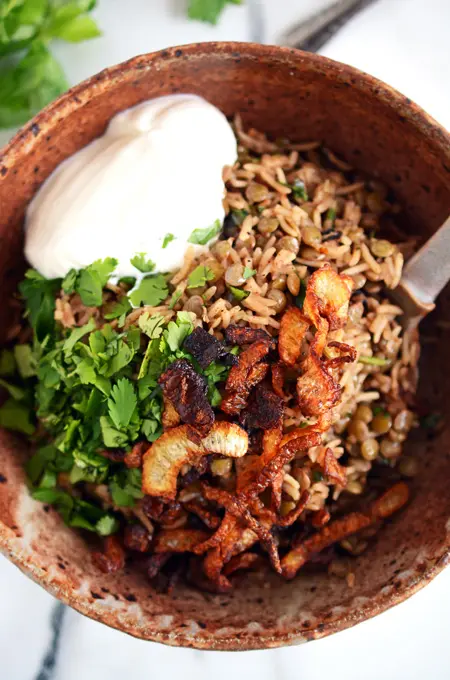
276, 236, 300, 254
360, 438, 379, 461
268, 289, 287, 314
225, 263, 246, 287
372, 412, 392, 435
370, 239, 395, 258
246, 182, 270, 203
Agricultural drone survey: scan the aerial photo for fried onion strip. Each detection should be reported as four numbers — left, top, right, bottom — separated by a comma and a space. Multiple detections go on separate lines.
281, 482, 409, 579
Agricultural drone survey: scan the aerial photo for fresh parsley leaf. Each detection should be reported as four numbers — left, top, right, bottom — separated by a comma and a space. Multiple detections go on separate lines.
104, 297, 132, 320
138, 313, 165, 339
165, 312, 194, 352
0, 397, 35, 434
295, 279, 306, 309
187, 265, 215, 289
129, 274, 168, 307
76, 258, 118, 306
108, 378, 137, 429
0, 378, 26, 401
326, 207, 336, 223
61, 268, 78, 294
100, 416, 128, 448
188, 219, 222, 245
162, 233, 175, 249
358, 356, 390, 366
291, 178, 308, 202
63, 318, 96, 354
0, 1, 101, 129
243, 266, 256, 280
19, 269, 60, 342
187, 0, 242, 25
13, 344, 36, 378
109, 468, 143, 508
95, 514, 119, 536
231, 209, 249, 226
0, 349, 16, 377
228, 285, 249, 301
71, 448, 109, 484
130, 253, 156, 273
169, 289, 182, 309
0, 42, 67, 128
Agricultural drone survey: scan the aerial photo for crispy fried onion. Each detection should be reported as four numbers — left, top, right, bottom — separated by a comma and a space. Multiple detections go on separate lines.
292, 265, 356, 416
159, 359, 214, 436
281, 482, 409, 579
316, 447, 347, 487
183, 326, 238, 369
196, 485, 311, 590
153, 528, 210, 554
224, 325, 271, 346
142, 422, 248, 500
162, 396, 181, 430
240, 382, 284, 431
92, 536, 125, 574
221, 337, 275, 415
279, 306, 310, 366
303, 263, 353, 333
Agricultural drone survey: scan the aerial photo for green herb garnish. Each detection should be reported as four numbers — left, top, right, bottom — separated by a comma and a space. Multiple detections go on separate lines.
0, 1, 101, 129
231, 209, 248, 226
187, 0, 242, 24
326, 207, 337, 223
128, 274, 168, 307
228, 285, 249, 301
187, 265, 215, 289
243, 266, 256, 280
162, 233, 175, 249
359, 356, 390, 366
130, 253, 156, 273
291, 178, 308, 202
188, 219, 222, 245
294, 279, 307, 309
169, 289, 182, 309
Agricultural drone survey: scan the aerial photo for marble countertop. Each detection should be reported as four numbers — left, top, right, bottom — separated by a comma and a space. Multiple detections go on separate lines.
1, 1, 450, 678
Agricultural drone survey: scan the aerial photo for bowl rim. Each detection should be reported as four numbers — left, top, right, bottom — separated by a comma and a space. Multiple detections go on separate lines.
1, 41, 450, 651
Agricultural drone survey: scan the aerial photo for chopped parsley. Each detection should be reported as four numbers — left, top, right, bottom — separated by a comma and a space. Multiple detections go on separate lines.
128, 274, 168, 307
326, 207, 337, 223
291, 178, 308, 202
162, 233, 176, 249
1, 262, 237, 536
294, 279, 307, 309
187, 265, 215, 289
228, 285, 249, 301
188, 219, 222, 245
243, 266, 256, 280
359, 356, 390, 367
187, 0, 242, 24
230, 209, 249, 226
169, 289, 183, 309
130, 253, 156, 273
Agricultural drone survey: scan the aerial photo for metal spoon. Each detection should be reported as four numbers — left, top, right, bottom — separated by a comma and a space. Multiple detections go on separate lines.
281, 0, 379, 53
390, 216, 450, 329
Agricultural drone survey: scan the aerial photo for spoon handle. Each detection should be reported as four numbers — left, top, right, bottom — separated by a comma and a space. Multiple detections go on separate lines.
401, 215, 450, 305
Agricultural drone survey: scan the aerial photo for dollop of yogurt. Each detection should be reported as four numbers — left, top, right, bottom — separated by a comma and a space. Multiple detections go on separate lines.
25, 94, 237, 279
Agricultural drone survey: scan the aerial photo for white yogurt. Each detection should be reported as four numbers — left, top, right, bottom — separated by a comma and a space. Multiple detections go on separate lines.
25, 94, 237, 279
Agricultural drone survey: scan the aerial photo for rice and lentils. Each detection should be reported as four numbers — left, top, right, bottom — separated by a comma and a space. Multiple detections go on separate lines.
2, 117, 420, 591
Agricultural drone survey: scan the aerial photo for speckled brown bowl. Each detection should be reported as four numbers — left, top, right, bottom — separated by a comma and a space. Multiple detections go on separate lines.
1, 43, 450, 651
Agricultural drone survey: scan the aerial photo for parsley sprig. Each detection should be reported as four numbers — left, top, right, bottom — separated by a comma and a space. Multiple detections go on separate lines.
0, 1, 101, 129
1, 261, 237, 536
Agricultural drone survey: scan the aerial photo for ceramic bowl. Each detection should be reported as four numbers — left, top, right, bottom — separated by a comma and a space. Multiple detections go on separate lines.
1, 43, 450, 651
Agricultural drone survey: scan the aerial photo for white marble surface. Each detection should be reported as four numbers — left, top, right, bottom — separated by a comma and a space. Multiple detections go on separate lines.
1, 1, 450, 678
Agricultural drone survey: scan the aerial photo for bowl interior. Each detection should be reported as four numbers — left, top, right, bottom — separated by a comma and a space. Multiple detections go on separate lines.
1, 43, 450, 650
